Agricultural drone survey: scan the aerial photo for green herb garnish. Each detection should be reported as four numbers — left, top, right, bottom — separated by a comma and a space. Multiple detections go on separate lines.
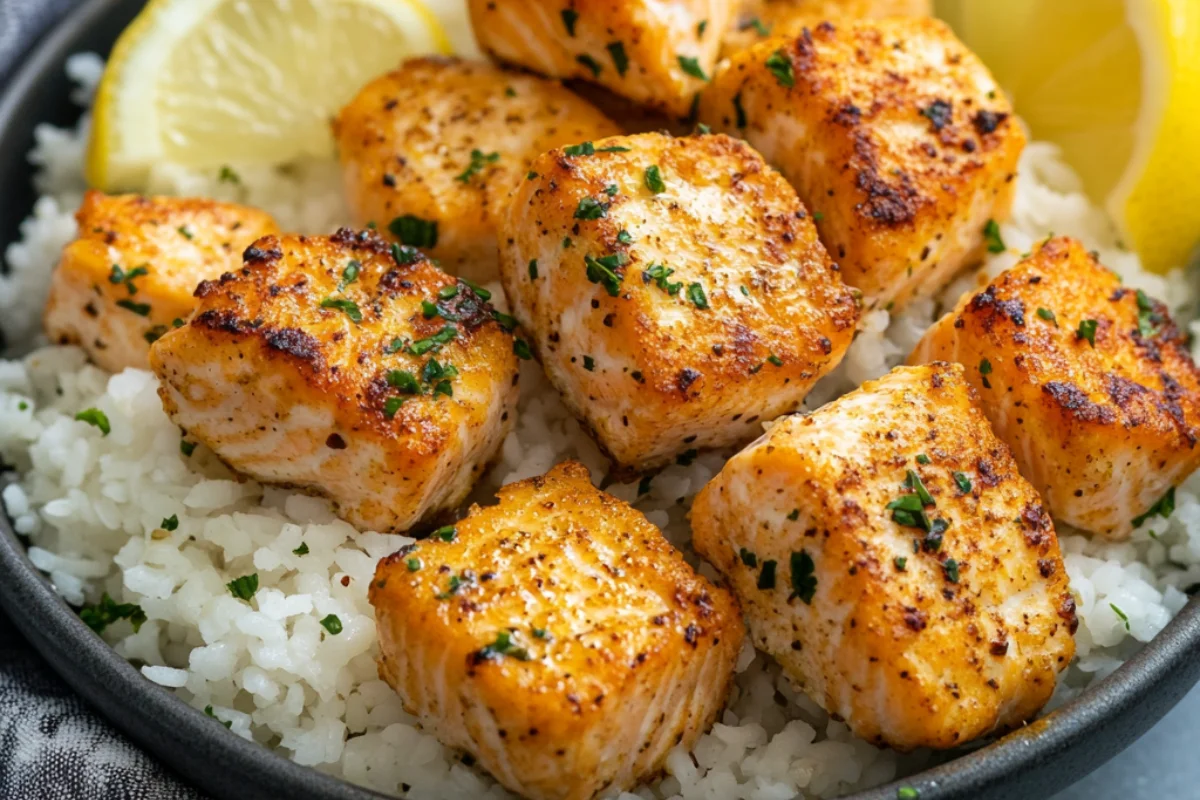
75, 408, 111, 435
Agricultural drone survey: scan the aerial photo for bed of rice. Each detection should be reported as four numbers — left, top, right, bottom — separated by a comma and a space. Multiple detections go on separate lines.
2, 53, 1200, 800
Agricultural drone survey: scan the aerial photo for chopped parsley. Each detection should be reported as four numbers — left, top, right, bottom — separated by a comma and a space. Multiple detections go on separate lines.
406, 324, 458, 356
389, 215, 438, 248
790, 550, 817, 604
320, 614, 343, 635
180, 439, 196, 457
757, 560, 777, 590
456, 149, 500, 183
677, 55, 708, 80
697, 19, 708, 37
218, 165, 241, 184
226, 573, 259, 601
983, 219, 1005, 253
767, 354, 783, 367
161, 514, 179, 532
476, 630, 531, 662
787, 508, 800, 521
643, 264, 682, 295
383, 397, 405, 419
320, 297, 362, 323
576, 54, 603, 77
887, 494, 930, 531
607, 41, 629, 76
293, 542, 309, 556
764, 49, 795, 88
953, 472, 972, 494
1036, 307, 1057, 325
421, 300, 439, 319
177, 225, 194, 240
460, 278, 491, 301
584, 253, 627, 296
75, 408, 111, 435
616, 229, 633, 244
686, 283, 709, 310
582, 355, 596, 371
528, 259, 539, 279
943, 559, 960, 583
1077, 318, 1098, 347
916, 454, 931, 465
561, 8, 579, 36
923, 518, 949, 552
338, 260, 361, 290
406, 557, 422, 571
513, 338, 533, 360
897, 787, 920, 800
979, 358, 993, 389
204, 705, 232, 729
1132, 487, 1175, 528
492, 310, 519, 332
604, 183, 619, 197
1110, 603, 1131, 631
392, 243, 420, 265
116, 299, 151, 317
564, 141, 596, 157
433, 525, 457, 542
387, 370, 422, 394
894, 556, 907, 572
1136, 289, 1162, 338
79, 593, 146, 634
575, 196, 609, 220
739, 548, 758, 568
109, 263, 148, 294
644, 165, 666, 194
905, 469, 935, 506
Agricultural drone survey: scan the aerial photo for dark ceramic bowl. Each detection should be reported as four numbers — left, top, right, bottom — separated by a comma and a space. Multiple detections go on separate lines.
2, 2, 1200, 798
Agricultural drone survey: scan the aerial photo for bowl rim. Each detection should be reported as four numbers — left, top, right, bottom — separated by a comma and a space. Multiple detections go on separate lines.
3, 1, 1200, 799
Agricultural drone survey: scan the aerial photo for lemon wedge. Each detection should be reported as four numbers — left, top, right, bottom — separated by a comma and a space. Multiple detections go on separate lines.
939, 0, 1200, 272
87, 0, 451, 191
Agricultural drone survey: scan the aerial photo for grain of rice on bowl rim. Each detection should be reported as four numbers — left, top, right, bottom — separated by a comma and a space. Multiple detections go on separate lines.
1, 53, 1200, 799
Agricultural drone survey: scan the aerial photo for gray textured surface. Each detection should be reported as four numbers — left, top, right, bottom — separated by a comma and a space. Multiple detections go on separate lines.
1051, 682, 1200, 800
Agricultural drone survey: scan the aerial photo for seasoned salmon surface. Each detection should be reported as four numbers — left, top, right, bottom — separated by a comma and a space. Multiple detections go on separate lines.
499, 131, 859, 471
722, 0, 932, 58
370, 461, 744, 800
691, 363, 1076, 750
699, 19, 1025, 311
333, 57, 620, 282
43, 191, 279, 372
467, 0, 737, 118
149, 229, 519, 533
910, 237, 1200, 539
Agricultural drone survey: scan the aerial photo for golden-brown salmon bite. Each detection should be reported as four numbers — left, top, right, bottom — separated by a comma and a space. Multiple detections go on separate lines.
43, 191, 279, 373
466, 0, 737, 118
369, 460, 744, 800
333, 57, 621, 282
148, 228, 520, 534
721, 0, 933, 59
699, 18, 1026, 312
499, 131, 860, 472
690, 363, 1076, 751
910, 236, 1200, 540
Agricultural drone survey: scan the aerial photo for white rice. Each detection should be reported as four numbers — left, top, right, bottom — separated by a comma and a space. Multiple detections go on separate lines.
2, 53, 1199, 799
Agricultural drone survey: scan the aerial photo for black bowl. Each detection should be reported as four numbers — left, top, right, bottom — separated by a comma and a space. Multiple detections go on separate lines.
3, 1, 1200, 798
